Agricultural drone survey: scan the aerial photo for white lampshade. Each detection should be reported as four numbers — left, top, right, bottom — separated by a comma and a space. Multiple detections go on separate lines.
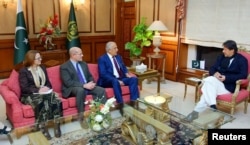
147, 21, 168, 31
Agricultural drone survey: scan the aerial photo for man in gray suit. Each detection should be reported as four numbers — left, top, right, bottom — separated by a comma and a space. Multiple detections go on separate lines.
60, 47, 106, 121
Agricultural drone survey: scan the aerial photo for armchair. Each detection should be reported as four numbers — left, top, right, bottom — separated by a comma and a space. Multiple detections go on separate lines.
197, 50, 250, 115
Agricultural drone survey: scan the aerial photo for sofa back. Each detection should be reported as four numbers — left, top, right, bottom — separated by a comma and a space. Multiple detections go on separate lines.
47, 63, 99, 93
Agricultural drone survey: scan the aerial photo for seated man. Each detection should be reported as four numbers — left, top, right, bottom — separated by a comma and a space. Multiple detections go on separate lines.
97, 41, 139, 115
60, 47, 107, 121
185, 40, 248, 122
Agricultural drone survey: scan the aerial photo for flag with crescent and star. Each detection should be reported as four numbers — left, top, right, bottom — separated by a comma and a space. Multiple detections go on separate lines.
66, 1, 81, 50
14, 0, 30, 65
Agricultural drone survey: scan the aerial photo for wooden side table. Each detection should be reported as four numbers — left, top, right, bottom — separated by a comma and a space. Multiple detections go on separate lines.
146, 52, 166, 83
184, 77, 202, 103
128, 68, 161, 94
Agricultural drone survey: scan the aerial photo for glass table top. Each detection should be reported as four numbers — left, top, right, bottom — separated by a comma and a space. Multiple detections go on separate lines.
137, 92, 235, 130
122, 92, 236, 144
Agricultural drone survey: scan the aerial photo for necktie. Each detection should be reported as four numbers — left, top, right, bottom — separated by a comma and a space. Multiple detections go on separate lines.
76, 63, 86, 84
113, 57, 122, 78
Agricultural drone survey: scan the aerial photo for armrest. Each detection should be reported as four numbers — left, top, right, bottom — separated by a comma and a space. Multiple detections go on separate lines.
0, 85, 20, 105
202, 73, 209, 79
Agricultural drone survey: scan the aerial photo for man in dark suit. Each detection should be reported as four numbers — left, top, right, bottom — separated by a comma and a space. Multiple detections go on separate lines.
184, 40, 248, 122
60, 47, 106, 120
97, 41, 139, 115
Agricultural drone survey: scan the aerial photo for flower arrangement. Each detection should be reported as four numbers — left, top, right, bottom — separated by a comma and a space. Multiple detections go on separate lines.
37, 14, 61, 50
85, 97, 116, 132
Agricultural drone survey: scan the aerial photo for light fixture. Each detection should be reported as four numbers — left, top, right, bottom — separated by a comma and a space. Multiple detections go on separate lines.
147, 20, 168, 54
1, 0, 14, 8
65, 0, 84, 10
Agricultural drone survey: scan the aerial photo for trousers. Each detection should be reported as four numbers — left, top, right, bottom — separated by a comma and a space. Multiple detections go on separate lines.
194, 76, 230, 112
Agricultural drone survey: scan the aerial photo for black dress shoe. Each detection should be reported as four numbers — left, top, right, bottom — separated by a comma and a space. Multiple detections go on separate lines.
118, 103, 124, 116
130, 100, 138, 109
40, 125, 52, 140
0, 126, 12, 135
183, 111, 199, 122
54, 122, 61, 138
78, 113, 84, 122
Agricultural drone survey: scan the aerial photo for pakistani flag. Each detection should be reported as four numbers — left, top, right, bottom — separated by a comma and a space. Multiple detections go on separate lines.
14, 0, 30, 65
66, 1, 81, 50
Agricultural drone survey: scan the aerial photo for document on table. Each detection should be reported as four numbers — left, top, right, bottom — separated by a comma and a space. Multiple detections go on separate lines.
33, 89, 53, 95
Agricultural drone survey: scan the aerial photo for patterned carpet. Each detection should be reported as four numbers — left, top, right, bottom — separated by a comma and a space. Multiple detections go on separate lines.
49, 117, 133, 145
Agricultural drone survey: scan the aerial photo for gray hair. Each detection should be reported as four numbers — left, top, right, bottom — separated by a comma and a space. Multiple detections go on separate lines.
69, 47, 80, 56
105, 41, 115, 52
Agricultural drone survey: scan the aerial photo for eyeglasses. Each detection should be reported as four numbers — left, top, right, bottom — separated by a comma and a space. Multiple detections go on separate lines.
35, 57, 42, 60
75, 53, 83, 56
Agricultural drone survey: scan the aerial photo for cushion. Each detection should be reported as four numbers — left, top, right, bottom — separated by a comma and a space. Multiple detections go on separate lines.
239, 51, 250, 73
7, 70, 21, 98
22, 105, 35, 118
217, 89, 249, 102
87, 64, 99, 82
47, 65, 62, 93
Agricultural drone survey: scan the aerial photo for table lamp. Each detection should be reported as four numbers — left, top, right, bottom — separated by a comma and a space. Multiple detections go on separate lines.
147, 20, 168, 54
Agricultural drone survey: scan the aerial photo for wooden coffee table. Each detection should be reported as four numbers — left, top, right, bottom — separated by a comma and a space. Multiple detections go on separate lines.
128, 68, 161, 94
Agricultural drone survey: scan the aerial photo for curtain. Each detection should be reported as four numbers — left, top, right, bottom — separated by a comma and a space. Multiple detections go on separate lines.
182, 0, 250, 49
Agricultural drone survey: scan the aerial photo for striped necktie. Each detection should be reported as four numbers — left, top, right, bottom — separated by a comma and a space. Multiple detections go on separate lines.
113, 56, 122, 78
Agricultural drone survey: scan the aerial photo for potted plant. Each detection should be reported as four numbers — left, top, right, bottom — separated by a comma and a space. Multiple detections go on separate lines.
125, 17, 154, 62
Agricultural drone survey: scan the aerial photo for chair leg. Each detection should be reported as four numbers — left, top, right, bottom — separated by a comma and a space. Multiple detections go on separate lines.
230, 107, 235, 115
244, 100, 248, 114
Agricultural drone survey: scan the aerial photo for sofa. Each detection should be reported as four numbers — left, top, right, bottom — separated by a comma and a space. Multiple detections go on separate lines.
0, 63, 136, 128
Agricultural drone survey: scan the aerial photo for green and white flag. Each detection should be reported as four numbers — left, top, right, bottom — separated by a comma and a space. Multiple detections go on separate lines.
66, 1, 81, 50
14, 0, 30, 65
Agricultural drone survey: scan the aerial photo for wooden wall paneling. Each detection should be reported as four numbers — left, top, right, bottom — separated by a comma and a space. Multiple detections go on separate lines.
0, 0, 28, 36
158, 0, 177, 36
160, 40, 178, 81
120, 1, 136, 66
94, 0, 112, 33
94, 41, 108, 62
81, 42, 92, 62
59, 0, 91, 33
0, 40, 15, 78
137, 0, 155, 24
58, 0, 71, 34
77, 0, 91, 33
32, 0, 56, 34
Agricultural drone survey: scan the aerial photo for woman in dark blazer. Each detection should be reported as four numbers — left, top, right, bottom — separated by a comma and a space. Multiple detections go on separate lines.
19, 50, 62, 140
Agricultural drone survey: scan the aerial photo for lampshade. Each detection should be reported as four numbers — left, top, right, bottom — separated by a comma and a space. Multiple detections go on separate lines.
147, 21, 168, 31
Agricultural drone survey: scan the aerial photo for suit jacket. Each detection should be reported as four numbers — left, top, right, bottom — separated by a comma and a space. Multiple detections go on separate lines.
209, 53, 248, 92
97, 54, 128, 86
19, 65, 52, 95
60, 60, 95, 97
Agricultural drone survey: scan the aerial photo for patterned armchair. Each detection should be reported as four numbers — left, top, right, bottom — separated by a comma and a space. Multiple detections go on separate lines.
197, 49, 250, 115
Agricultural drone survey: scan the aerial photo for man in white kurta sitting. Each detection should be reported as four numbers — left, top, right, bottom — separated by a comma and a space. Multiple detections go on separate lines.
184, 40, 248, 122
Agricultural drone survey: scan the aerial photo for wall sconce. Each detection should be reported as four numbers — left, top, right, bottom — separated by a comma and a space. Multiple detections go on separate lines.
65, 0, 84, 10
1, 0, 14, 8
147, 20, 168, 54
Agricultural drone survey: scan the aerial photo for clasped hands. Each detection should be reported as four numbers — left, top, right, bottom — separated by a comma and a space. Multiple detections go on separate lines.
214, 72, 226, 81
83, 81, 96, 90
118, 73, 134, 86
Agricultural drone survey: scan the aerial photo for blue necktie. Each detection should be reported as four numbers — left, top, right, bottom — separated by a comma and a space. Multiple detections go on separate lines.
76, 63, 86, 84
